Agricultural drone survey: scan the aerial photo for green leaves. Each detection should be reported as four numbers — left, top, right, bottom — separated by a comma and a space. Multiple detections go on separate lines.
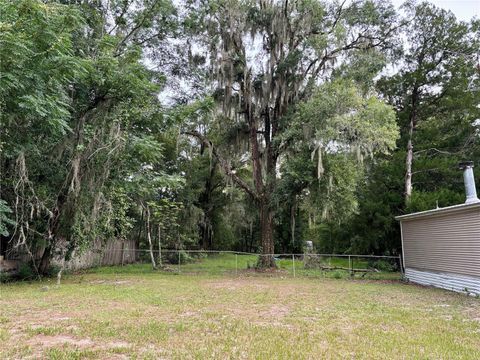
275, 78, 399, 232
0, 0, 87, 146
297, 79, 398, 161
131, 136, 165, 164
0, 0, 182, 268
345, 2, 480, 255
0, 200, 15, 237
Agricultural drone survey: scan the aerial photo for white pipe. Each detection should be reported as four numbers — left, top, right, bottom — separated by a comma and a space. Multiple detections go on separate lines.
461, 163, 480, 204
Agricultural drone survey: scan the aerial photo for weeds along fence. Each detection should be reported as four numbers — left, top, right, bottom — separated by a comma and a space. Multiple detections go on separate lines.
76, 249, 403, 281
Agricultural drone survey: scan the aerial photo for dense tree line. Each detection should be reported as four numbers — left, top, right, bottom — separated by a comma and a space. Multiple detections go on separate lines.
0, 0, 478, 272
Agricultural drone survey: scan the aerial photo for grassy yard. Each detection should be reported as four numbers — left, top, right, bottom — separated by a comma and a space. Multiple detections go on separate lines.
119, 253, 401, 280
1, 256, 479, 359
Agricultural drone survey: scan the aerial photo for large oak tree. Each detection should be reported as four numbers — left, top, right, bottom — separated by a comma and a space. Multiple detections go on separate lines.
181, 0, 401, 266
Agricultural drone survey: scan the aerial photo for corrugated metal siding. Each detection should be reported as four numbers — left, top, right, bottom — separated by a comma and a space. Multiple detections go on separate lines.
401, 207, 480, 278
405, 268, 480, 295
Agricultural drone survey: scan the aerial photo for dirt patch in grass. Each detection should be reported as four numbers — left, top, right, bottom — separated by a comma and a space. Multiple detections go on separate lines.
205, 278, 273, 291
205, 276, 307, 290
89, 280, 133, 285
23, 334, 132, 360
463, 303, 480, 322
261, 304, 290, 317
226, 303, 291, 321
2, 296, 142, 356
355, 279, 401, 285
238, 267, 290, 277
27, 334, 94, 347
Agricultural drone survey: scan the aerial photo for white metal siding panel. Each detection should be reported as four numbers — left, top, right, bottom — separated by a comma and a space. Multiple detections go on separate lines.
405, 268, 480, 295
401, 207, 480, 278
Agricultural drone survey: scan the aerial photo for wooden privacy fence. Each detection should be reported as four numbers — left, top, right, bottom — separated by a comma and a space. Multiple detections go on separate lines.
2, 239, 137, 272
56, 239, 137, 270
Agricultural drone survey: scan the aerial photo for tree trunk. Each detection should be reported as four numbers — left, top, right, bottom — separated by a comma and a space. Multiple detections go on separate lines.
38, 102, 111, 274
247, 103, 278, 267
145, 205, 156, 269
38, 201, 65, 274
136, 209, 144, 246
257, 200, 276, 268
405, 137, 414, 203
157, 224, 162, 267
197, 161, 217, 250
405, 86, 419, 205
182, 127, 276, 266
248, 221, 253, 253
291, 196, 296, 247
199, 214, 212, 250
38, 245, 52, 274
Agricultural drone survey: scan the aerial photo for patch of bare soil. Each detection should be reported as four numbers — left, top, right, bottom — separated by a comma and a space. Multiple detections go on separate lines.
355, 279, 401, 285
27, 334, 94, 348
265, 304, 290, 316
2, 297, 139, 356
205, 278, 272, 291
204, 277, 316, 298
89, 280, 132, 285
21, 334, 132, 360
463, 303, 480, 322
229, 303, 294, 328
238, 267, 290, 277
27, 334, 131, 349
227, 303, 291, 319
170, 277, 300, 328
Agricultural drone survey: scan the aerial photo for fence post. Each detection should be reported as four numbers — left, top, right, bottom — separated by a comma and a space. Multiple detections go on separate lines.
178, 251, 181, 274
349, 255, 352, 278
292, 254, 296, 278
235, 254, 238, 276
121, 242, 125, 267
399, 254, 404, 278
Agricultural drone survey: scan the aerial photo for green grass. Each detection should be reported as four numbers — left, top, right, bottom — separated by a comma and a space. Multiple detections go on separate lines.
176, 253, 259, 275
174, 253, 401, 280
86, 253, 400, 280
1, 254, 479, 359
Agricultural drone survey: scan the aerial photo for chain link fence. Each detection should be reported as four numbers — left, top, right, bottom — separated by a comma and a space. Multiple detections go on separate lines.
72, 249, 403, 281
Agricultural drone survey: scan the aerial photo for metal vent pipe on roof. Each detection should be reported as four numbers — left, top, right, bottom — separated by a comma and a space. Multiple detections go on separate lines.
459, 161, 480, 204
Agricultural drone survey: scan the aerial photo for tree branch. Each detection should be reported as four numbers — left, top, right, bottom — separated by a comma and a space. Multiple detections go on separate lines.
182, 130, 259, 201
114, 0, 163, 57
108, 0, 132, 35
412, 168, 440, 175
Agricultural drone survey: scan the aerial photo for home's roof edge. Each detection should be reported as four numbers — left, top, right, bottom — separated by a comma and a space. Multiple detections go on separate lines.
395, 201, 480, 221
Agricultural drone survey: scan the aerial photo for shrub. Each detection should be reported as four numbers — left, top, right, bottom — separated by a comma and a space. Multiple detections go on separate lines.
370, 259, 395, 272
332, 271, 343, 279
304, 254, 323, 269
17, 263, 36, 280
164, 250, 193, 264
1, 262, 63, 282
44, 264, 62, 278
0, 272, 12, 283
191, 251, 207, 260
